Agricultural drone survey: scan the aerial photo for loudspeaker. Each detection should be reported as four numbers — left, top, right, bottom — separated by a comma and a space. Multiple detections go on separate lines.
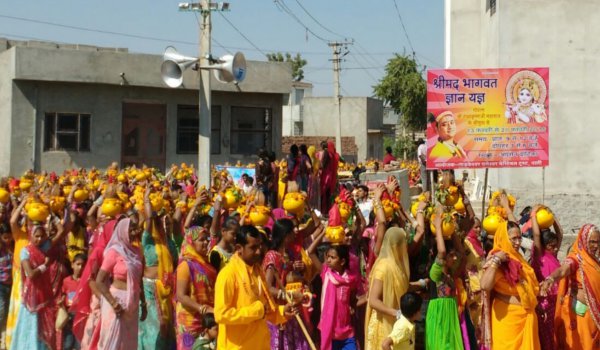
212, 52, 247, 84
160, 46, 198, 88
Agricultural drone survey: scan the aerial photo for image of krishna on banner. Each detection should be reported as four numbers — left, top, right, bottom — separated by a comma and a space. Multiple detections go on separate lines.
426, 68, 549, 170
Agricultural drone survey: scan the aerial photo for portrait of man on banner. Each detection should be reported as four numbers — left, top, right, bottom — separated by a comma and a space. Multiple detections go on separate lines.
428, 111, 467, 160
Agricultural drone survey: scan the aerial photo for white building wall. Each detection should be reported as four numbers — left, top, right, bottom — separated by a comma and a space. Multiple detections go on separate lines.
446, 0, 600, 232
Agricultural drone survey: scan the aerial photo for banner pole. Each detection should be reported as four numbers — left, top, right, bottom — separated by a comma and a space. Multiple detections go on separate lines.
542, 167, 546, 205
481, 168, 489, 220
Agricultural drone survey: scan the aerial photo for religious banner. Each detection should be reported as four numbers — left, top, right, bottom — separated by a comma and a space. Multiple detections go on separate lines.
426, 68, 549, 169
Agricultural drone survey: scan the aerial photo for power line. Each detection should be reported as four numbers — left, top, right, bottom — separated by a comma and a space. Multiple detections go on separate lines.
217, 12, 267, 56
291, 0, 345, 39
390, 0, 416, 57
273, 0, 331, 43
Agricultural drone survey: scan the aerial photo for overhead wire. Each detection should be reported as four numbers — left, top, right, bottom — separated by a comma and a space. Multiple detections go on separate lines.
391, 0, 416, 57
273, 0, 331, 43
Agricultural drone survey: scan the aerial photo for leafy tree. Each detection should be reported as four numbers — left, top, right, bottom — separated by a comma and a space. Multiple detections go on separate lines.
373, 54, 426, 131
266, 52, 307, 82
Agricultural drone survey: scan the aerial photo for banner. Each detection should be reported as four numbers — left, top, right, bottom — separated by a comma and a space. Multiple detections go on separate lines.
426, 68, 549, 169
215, 166, 255, 185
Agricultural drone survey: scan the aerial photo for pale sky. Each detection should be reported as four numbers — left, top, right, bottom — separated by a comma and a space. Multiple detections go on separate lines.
0, 0, 444, 96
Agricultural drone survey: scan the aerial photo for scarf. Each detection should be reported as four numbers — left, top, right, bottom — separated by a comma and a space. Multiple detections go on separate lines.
319, 265, 357, 350
465, 228, 485, 257
556, 224, 600, 330
490, 221, 539, 310
148, 219, 175, 328
70, 218, 120, 341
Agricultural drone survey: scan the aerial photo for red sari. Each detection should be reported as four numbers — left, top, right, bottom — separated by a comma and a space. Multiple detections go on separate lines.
22, 242, 65, 349
320, 142, 339, 214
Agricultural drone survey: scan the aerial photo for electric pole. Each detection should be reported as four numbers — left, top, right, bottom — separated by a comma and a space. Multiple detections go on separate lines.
198, 0, 212, 188
328, 40, 352, 154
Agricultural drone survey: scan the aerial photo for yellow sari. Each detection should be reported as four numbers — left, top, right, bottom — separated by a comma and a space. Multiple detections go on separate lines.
365, 227, 410, 350
5, 226, 29, 348
486, 222, 540, 350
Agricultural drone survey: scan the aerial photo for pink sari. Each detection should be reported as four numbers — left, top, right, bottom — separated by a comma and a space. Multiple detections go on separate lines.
319, 264, 359, 350
320, 142, 339, 214
97, 218, 143, 350
531, 248, 559, 350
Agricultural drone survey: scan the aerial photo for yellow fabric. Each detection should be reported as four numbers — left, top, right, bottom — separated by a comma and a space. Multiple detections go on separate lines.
149, 220, 175, 326
365, 227, 410, 350
491, 298, 540, 350
5, 226, 28, 348
492, 222, 539, 311
307, 146, 319, 176
215, 253, 286, 350
278, 177, 286, 208
430, 141, 466, 159
66, 227, 86, 262
300, 248, 317, 282
389, 314, 415, 350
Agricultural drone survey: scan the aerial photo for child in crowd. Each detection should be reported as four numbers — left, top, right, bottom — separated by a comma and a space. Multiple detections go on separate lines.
192, 313, 218, 350
0, 224, 13, 345
382, 292, 423, 350
62, 253, 87, 350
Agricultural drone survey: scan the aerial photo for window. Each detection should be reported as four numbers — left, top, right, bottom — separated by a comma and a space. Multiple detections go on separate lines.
230, 107, 272, 155
44, 113, 91, 151
176, 105, 221, 154
293, 121, 303, 136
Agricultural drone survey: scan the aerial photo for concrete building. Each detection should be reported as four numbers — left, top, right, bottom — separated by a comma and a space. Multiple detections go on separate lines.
445, 0, 600, 232
0, 38, 292, 176
302, 96, 385, 163
282, 81, 313, 136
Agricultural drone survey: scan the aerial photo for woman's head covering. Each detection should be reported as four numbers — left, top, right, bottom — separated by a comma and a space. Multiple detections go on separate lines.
181, 225, 211, 263
104, 218, 143, 310
376, 227, 410, 282
563, 224, 600, 329
491, 221, 539, 310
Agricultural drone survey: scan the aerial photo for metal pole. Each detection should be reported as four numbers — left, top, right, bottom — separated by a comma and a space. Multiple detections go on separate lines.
331, 42, 342, 153
198, 0, 212, 188
481, 168, 489, 220
542, 167, 545, 205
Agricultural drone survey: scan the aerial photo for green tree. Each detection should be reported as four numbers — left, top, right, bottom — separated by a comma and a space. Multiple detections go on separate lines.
266, 52, 307, 82
373, 54, 426, 131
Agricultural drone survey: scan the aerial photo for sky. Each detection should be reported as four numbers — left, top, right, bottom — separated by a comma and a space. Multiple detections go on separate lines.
0, 1, 444, 97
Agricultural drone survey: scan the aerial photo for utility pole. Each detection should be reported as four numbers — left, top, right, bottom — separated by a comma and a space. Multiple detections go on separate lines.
328, 41, 352, 154
198, 0, 212, 188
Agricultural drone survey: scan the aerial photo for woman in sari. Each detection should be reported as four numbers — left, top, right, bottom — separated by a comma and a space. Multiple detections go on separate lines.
530, 205, 562, 350
5, 198, 31, 348
365, 227, 410, 350
480, 221, 540, 350
175, 226, 217, 350
138, 187, 178, 349
95, 217, 145, 350
319, 141, 339, 215
262, 219, 311, 350
12, 214, 68, 349
540, 223, 600, 349
70, 199, 123, 347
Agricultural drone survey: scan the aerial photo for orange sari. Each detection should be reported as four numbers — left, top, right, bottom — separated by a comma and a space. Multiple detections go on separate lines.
554, 224, 600, 349
483, 222, 540, 350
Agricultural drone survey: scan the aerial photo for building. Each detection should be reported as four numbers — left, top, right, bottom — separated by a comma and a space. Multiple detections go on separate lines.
282, 81, 313, 136
0, 38, 292, 176
445, 0, 600, 231
301, 96, 385, 163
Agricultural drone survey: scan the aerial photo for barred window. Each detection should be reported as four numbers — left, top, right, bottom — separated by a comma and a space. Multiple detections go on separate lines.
176, 105, 221, 154
44, 113, 91, 152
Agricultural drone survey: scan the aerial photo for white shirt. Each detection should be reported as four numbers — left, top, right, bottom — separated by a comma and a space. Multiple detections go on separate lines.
417, 144, 427, 164
357, 199, 373, 226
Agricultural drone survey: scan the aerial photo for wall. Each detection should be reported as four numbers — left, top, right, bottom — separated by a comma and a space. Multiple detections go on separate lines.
8, 81, 283, 175
447, 0, 600, 232
0, 48, 14, 173
302, 97, 384, 162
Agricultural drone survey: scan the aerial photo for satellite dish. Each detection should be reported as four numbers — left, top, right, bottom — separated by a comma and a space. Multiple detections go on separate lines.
160, 46, 198, 88
213, 52, 246, 84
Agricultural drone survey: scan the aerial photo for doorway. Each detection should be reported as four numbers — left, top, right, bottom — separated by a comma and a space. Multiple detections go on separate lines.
121, 102, 166, 171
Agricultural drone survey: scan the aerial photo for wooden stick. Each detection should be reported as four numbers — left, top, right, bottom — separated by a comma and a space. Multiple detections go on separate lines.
285, 293, 317, 350
481, 168, 489, 220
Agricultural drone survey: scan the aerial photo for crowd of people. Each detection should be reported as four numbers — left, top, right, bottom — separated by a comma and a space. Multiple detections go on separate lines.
0, 141, 596, 350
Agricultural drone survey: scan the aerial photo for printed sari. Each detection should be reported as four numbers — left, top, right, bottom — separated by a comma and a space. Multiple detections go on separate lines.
554, 224, 600, 349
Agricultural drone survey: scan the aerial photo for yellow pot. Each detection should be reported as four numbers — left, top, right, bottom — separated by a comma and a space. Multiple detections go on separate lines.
483, 214, 504, 235
27, 203, 50, 222
73, 189, 89, 202
326, 225, 345, 244
430, 213, 456, 239
50, 197, 66, 214
223, 189, 242, 210
101, 198, 123, 218
454, 197, 466, 214
283, 193, 305, 215
19, 179, 33, 191
536, 208, 555, 230
249, 208, 270, 226
0, 189, 9, 203
339, 202, 351, 223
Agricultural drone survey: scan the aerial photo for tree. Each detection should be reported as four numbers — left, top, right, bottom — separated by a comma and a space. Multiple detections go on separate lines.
266, 52, 307, 82
373, 54, 426, 131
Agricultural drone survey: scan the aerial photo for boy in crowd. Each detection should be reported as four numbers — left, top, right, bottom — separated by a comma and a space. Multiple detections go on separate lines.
382, 292, 423, 350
